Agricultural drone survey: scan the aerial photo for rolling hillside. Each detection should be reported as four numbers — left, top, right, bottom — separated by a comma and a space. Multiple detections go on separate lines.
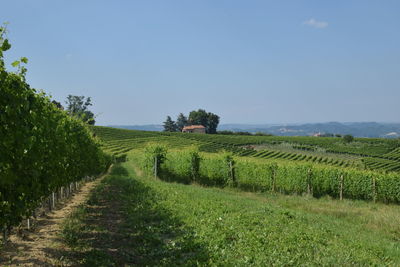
93, 126, 400, 173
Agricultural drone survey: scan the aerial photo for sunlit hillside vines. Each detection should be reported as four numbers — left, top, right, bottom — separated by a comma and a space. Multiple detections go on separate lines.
93, 126, 400, 173
92, 126, 400, 203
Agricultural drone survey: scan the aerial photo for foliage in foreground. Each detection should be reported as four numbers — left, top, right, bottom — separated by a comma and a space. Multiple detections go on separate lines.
0, 26, 111, 233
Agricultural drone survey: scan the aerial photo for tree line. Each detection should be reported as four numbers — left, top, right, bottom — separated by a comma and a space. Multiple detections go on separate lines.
163, 109, 220, 134
52, 95, 96, 125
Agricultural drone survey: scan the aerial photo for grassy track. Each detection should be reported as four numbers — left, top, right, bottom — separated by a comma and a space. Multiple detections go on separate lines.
61, 161, 400, 266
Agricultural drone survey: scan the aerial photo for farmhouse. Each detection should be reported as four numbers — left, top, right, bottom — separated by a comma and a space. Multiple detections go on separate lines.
182, 125, 206, 134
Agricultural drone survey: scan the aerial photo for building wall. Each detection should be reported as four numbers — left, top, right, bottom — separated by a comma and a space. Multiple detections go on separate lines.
182, 128, 206, 133
193, 128, 206, 133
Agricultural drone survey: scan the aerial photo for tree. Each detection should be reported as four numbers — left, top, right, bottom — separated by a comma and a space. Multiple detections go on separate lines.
188, 109, 220, 134
65, 95, 96, 125
254, 132, 272, 136
163, 116, 177, 132
206, 112, 220, 134
176, 113, 188, 132
81, 110, 95, 125
343, 134, 354, 143
188, 109, 208, 127
51, 100, 63, 110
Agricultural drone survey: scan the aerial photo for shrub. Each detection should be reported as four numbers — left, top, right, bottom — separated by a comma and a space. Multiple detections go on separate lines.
343, 135, 354, 143
144, 144, 167, 176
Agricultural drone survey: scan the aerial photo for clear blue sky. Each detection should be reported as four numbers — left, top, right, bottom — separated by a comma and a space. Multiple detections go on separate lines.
2, 1, 399, 125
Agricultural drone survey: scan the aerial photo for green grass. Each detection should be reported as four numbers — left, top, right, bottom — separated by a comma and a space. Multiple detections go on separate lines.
61, 161, 400, 266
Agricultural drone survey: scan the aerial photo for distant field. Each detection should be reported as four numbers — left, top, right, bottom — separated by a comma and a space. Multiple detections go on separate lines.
92, 126, 400, 172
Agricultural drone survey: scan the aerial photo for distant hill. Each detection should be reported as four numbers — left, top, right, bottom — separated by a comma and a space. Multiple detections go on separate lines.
219, 122, 400, 138
109, 124, 164, 132
108, 122, 400, 138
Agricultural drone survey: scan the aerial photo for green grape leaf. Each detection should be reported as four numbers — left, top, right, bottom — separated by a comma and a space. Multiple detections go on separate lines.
11, 60, 20, 67
1, 39, 11, 51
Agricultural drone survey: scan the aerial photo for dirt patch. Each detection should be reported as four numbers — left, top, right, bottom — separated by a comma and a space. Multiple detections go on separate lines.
0, 174, 107, 266
62, 178, 134, 266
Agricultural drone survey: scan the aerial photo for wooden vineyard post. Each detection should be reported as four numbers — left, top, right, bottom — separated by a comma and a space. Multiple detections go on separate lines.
154, 156, 158, 178
52, 192, 56, 209
307, 168, 312, 196
339, 174, 344, 201
27, 217, 30, 230
229, 160, 236, 186
372, 176, 377, 203
229, 160, 233, 183
271, 171, 275, 193
271, 167, 276, 193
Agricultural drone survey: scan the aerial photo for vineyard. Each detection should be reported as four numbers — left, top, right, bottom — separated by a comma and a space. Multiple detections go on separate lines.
2, 23, 400, 265
0, 30, 111, 244
55, 161, 400, 266
93, 126, 400, 173
87, 126, 400, 204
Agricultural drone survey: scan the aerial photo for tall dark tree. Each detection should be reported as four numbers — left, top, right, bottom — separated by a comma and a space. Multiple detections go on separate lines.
65, 95, 96, 125
343, 134, 354, 143
176, 113, 188, 131
188, 109, 208, 127
188, 109, 220, 134
206, 112, 220, 134
163, 116, 177, 132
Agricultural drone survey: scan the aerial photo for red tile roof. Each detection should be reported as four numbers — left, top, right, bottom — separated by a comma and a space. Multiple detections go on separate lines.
182, 125, 205, 130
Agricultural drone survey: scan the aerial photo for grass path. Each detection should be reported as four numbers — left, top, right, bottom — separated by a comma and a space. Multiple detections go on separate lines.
59, 164, 211, 266
0, 175, 106, 266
